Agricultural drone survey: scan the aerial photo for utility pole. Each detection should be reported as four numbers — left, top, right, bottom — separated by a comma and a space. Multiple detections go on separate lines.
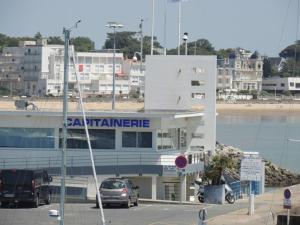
151, 0, 155, 55
60, 26, 70, 225
60, 20, 81, 225
140, 19, 143, 70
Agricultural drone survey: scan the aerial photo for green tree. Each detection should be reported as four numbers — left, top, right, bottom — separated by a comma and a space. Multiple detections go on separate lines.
47, 36, 64, 45
217, 48, 235, 59
263, 58, 272, 78
34, 32, 42, 40
167, 38, 216, 55
71, 37, 95, 52
204, 155, 235, 185
104, 31, 140, 58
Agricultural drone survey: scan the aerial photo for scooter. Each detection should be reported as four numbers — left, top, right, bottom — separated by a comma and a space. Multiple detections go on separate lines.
195, 180, 235, 204
224, 184, 235, 204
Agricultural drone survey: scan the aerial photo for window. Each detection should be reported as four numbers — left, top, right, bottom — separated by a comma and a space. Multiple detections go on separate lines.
85, 57, 92, 64
296, 83, 300, 88
281, 83, 285, 87
0, 128, 54, 148
122, 131, 152, 148
157, 129, 178, 150
191, 80, 205, 86
191, 93, 205, 99
60, 129, 115, 149
290, 82, 295, 87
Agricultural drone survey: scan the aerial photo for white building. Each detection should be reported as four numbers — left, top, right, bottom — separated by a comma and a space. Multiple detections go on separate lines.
217, 49, 263, 92
0, 40, 127, 97
0, 55, 216, 202
262, 77, 300, 92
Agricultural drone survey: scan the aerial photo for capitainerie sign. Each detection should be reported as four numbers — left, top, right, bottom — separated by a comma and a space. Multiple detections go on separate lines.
67, 118, 150, 128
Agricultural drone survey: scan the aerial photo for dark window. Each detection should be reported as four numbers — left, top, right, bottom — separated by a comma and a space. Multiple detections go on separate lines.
296, 83, 300, 88
281, 83, 285, 87
0, 128, 54, 148
122, 131, 152, 148
60, 129, 115, 149
290, 82, 295, 87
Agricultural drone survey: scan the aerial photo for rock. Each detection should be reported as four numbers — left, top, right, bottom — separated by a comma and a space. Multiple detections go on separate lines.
215, 143, 300, 187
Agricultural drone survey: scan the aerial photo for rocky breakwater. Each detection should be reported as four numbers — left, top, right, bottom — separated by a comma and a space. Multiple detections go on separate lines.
215, 143, 300, 187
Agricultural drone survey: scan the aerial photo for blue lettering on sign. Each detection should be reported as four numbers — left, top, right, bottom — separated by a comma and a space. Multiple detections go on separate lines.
67, 118, 151, 128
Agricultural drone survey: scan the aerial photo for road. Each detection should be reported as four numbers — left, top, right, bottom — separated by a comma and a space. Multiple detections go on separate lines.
0, 201, 251, 225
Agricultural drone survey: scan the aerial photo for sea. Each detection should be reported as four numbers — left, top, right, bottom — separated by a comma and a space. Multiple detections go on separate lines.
217, 112, 300, 173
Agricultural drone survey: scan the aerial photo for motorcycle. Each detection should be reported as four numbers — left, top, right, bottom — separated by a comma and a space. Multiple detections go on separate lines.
195, 180, 235, 204
224, 184, 235, 204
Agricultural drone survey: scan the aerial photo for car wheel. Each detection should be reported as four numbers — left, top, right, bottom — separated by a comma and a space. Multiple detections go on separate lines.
33, 196, 39, 208
45, 194, 51, 205
133, 199, 138, 206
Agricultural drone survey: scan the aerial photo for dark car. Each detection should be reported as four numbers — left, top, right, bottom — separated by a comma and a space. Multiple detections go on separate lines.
96, 178, 139, 208
0, 169, 52, 208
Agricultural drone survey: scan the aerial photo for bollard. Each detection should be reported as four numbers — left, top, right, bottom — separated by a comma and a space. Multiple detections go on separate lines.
198, 208, 207, 225
248, 193, 255, 215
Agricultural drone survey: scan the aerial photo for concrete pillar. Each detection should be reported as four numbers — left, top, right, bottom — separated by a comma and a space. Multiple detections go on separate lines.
180, 175, 187, 203
151, 175, 157, 200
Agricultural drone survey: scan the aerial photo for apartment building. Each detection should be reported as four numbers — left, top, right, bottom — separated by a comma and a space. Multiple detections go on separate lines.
217, 49, 263, 92
0, 40, 126, 96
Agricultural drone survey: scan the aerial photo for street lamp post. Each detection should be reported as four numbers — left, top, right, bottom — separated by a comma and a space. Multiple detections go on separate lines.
182, 32, 188, 55
60, 20, 81, 225
106, 22, 123, 110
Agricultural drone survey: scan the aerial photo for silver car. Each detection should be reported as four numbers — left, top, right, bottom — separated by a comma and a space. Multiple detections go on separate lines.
96, 178, 139, 208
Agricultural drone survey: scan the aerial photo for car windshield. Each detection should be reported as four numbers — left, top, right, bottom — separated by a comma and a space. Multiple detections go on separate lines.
1, 170, 33, 185
101, 180, 125, 189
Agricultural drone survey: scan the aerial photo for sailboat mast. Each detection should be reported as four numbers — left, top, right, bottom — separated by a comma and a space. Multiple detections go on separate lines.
60, 27, 70, 225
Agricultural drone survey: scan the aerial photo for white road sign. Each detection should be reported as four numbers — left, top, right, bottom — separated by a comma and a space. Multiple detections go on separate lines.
240, 156, 262, 181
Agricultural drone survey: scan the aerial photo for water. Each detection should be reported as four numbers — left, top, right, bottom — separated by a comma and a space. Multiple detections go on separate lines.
217, 113, 300, 173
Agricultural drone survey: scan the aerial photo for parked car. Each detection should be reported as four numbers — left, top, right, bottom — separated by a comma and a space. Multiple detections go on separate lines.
96, 178, 139, 208
0, 169, 52, 208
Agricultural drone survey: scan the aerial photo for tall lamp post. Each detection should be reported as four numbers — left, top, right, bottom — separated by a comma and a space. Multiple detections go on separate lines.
60, 20, 81, 225
106, 22, 123, 110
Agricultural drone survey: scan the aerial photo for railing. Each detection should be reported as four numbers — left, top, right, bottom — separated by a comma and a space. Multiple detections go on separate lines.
0, 152, 185, 170
0, 151, 204, 171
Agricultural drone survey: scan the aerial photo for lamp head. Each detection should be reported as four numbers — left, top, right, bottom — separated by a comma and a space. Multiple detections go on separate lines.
182, 32, 188, 41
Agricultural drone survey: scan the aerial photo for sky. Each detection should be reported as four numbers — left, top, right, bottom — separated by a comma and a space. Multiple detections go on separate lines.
0, 0, 298, 57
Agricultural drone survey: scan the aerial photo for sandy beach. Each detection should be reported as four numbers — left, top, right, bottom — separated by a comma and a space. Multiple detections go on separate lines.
2, 99, 300, 115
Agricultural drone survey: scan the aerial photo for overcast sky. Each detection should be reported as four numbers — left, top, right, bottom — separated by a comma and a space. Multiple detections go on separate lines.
0, 0, 297, 57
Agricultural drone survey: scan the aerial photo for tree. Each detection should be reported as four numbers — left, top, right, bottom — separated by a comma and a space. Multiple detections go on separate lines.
262, 58, 272, 78
104, 31, 140, 58
47, 36, 64, 45
217, 48, 235, 59
71, 37, 95, 52
204, 155, 235, 185
167, 38, 216, 55
34, 32, 42, 40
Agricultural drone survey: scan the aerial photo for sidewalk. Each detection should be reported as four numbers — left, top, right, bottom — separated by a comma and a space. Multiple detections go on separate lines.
206, 184, 300, 225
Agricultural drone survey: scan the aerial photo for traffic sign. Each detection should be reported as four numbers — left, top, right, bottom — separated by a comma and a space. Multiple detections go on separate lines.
284, 199, 292, 209
175, 155, 187, 169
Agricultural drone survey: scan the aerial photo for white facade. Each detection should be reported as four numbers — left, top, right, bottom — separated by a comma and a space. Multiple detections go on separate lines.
0, 41, 126, 96
145, 55, 216, 153
262, 77, 300, 92
217, 49, 263, 92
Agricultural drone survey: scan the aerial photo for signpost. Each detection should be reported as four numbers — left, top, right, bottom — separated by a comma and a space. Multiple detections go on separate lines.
283, 188, 291, 225
175, 155, 187, 203
240, 152, 262, 216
